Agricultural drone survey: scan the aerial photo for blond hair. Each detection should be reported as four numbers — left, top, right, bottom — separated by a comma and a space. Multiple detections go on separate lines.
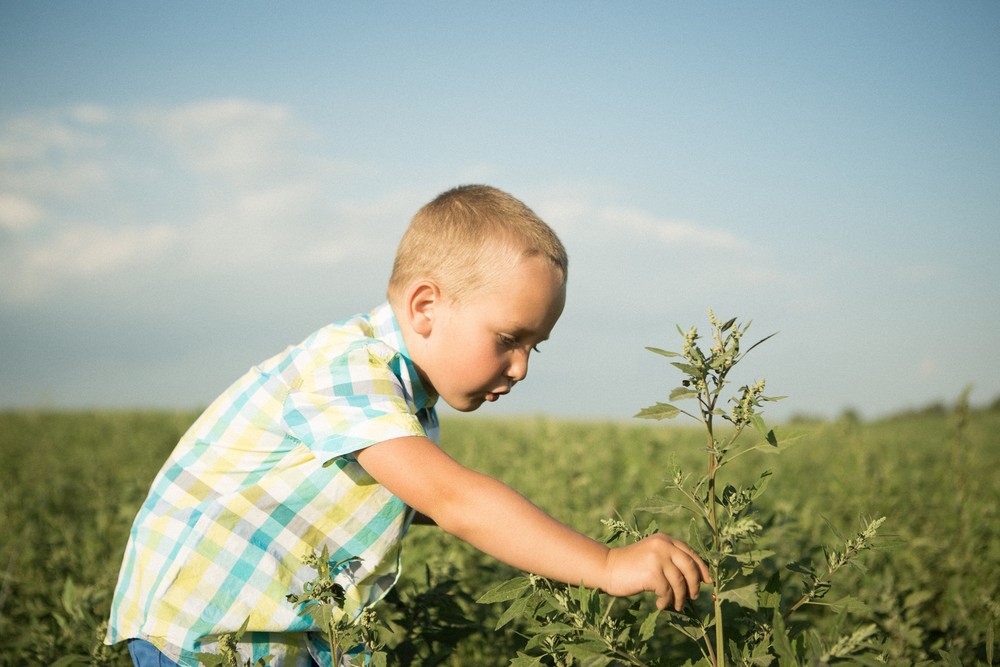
387, 185, 568, 304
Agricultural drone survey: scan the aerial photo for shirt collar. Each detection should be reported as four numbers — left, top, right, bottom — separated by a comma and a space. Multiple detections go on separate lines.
369, 301, 437, 412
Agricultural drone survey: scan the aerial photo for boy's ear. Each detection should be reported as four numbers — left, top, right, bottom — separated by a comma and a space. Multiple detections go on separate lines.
406, 281, 439, 337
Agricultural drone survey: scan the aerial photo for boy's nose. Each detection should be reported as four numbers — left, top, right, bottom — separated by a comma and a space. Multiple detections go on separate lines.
507, 349, 529, 383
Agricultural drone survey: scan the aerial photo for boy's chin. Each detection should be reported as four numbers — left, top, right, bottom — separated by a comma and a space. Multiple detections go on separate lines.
443, 395, 488, 413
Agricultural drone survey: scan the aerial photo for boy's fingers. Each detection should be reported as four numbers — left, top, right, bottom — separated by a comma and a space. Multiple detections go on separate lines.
666, 550, 705, 601
671, 539, 713, 583
655, 588, 674, 611
664, 564, 690, 609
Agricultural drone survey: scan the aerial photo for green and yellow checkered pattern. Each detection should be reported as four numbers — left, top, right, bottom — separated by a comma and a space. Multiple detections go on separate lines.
106, 303, 437, 666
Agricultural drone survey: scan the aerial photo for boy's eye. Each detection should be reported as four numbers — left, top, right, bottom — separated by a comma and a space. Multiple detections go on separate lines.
498, 334, 542, 353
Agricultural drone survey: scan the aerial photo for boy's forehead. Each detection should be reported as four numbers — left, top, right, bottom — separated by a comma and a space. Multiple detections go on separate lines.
490, 253, 567, 286
488, 278, 565, 329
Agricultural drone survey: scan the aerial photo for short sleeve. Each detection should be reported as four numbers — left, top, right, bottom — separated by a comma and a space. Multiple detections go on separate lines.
282, 341, 427, 461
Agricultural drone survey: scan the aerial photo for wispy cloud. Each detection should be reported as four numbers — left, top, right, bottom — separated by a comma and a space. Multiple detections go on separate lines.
532, 188, 787, 311
0, 193, 43, 232
598, 206, 743, 250
1, 99, 777, 316
0, 100, 377, 306
536, 188, 745, 251
3, 223, 179, 302
138, 99, 315, 183
0, 107, 108, 162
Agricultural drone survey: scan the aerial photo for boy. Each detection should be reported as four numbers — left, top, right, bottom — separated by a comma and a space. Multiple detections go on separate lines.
106, 185, 710, 666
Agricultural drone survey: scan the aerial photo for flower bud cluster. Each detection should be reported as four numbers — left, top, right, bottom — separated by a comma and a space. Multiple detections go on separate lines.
681, 326, 707, 373
730, 379, 766, 427
218, 633, 240, 664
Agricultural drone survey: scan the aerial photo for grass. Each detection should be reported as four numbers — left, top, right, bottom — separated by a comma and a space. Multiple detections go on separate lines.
0, 406, 997, 665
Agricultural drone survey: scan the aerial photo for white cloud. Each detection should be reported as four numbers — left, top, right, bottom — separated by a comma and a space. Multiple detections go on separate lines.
534, 187, 744, 252
598, 206, 742, 249
3, 160, 110, 199
0, 100, 762, 313
537, 197, 593, 227
0, 111, 107, 162
530, 189, 791, 308
69, 104, 113, 126
138, 99, 319, 184
0, 193, 43, 231
3, 223, 179, 303
0, 99, 384, 306
0, 109, 111, 198
227, 182, 322, 228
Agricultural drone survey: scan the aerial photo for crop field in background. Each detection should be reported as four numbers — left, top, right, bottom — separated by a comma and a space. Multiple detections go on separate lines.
1, 405, 998, 665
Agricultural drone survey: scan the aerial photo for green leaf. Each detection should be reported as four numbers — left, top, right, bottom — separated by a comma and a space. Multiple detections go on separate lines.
477, 577, 532, 603
805, 631, 825, 660
669, 387, 700, 401
786, 560, 816, 577
645, 346, 682, 358
634, 402, 680, 420
759, 571, 782, 609
638, 610, 659, 641
770, 609, 800, 666
938, 650, 964, 667
528, 621, 577, 636
670, 362, 701, 377
510, 653, 546, 667
750, 415, 778, 446
495, 593, 534, 630
577, 583, 602, 618
749, 469, 773, 500
819, 595, 871, 614
564, 641, 614, 662
50, 656, 89, 667
742, 331, 779, 358
733, 548, 776, 575
234, 615, 251, 640
633, 499, 687, 515
308, 603, 334, 629
716, 583, 759, 610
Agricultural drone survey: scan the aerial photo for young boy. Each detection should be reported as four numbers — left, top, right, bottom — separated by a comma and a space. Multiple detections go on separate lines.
106, 185, 711, 666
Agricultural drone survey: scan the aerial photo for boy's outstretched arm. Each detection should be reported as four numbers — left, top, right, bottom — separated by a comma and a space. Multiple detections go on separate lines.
356, 436, 711, 611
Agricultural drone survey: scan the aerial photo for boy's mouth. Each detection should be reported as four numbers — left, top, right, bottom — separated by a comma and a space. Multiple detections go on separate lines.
485, 379, 515, 403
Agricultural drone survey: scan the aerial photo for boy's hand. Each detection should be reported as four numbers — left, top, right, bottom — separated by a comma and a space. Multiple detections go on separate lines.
602, 534, 712, 611
359, 437, 710, 607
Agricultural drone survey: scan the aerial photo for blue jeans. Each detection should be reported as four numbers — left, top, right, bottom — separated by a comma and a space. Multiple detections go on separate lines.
127, 638, 327, 666
127, 639, 179, 667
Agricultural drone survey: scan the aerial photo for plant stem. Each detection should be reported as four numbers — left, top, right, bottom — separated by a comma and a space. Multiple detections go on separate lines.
701, 624, 717, 666
703, 390, 725, 667
327, 618, 339, 667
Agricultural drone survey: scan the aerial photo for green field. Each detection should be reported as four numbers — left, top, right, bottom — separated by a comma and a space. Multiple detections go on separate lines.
1, 406, 997, 665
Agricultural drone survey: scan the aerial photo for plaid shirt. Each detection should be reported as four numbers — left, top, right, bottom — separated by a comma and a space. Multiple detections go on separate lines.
106, 303, 438, 666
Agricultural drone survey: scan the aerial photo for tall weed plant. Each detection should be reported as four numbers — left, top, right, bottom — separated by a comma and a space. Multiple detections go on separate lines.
480, 311, 886, 666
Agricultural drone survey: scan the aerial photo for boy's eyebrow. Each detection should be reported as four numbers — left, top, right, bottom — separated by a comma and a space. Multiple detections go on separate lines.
521, 332, 552, 344
502, 323, 545, 336
499, 326, 549, 343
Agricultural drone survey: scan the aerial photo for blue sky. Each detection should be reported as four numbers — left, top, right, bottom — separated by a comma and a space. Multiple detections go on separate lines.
2, 2, 998, 422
